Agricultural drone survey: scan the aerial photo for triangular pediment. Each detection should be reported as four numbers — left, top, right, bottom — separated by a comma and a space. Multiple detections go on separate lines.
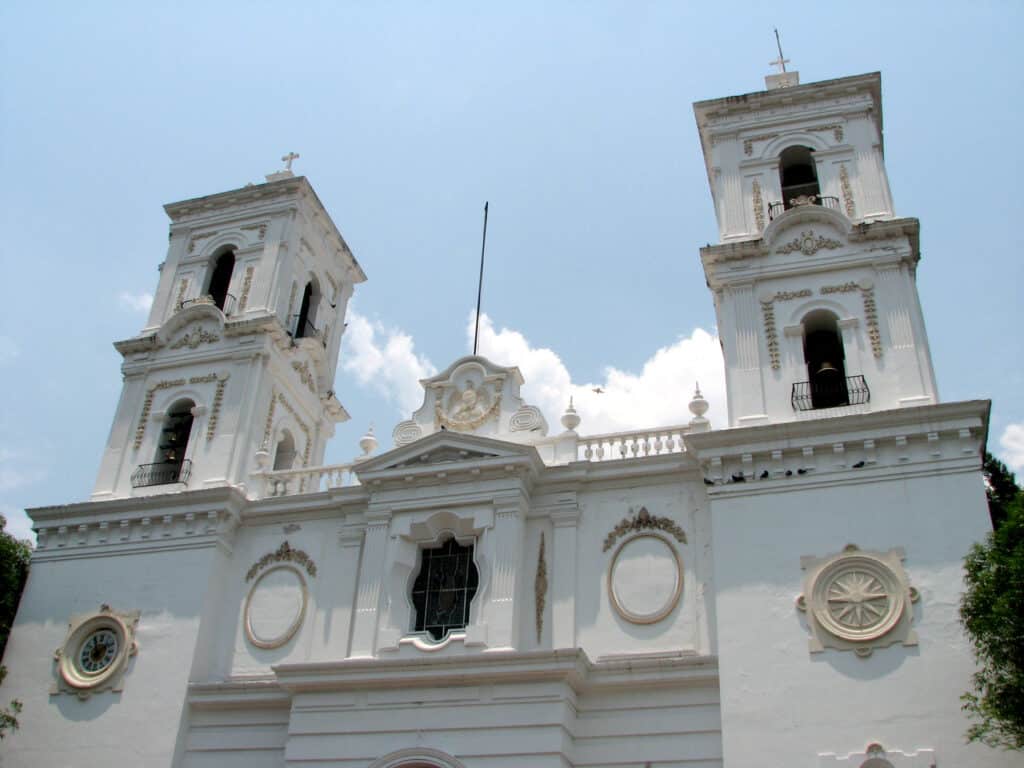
355, 430, 541, 479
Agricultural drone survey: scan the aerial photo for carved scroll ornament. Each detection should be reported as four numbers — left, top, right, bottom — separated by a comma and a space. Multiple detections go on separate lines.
602, 507, 687, 552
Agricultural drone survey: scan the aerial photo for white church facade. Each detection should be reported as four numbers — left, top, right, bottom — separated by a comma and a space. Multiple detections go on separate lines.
2, 70, 1012, 767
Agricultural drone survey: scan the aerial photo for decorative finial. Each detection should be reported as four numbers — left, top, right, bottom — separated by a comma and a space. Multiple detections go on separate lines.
769, 28, 789, 73
561, 397, 581, 433
358, 425, 378, 457
265, 152, 301, 183
765, 29, 800, 90
688, 383, 710, 432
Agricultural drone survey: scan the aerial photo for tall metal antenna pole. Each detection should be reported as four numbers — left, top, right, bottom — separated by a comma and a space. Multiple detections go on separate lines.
472, 201, 489, 356
774, 28, 787, 72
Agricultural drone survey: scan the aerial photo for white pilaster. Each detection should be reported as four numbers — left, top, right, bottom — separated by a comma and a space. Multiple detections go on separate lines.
484, 500, 526, 650
550, 506, 580, 649
348, 513, 390, 658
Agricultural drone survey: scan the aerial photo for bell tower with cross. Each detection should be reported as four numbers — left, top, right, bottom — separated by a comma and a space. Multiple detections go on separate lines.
92, 157, 367, 500
692, 61, 938, 428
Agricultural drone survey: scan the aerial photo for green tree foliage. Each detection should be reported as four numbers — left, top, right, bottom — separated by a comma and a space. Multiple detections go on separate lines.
961, 458, 1024, 749
0, 514, 31, 740
983, 452, 1019, 530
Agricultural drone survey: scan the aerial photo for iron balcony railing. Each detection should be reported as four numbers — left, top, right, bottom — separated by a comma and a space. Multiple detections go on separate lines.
290, 314, 324, 344
130, 459, 192, 488
791, 375, 870, 412
768, 195, 840, 221
177, 293, 236, 316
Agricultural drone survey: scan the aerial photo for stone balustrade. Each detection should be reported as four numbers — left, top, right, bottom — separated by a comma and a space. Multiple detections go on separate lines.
262, 462, 357, 497
259, 426, 694, 497
576, 425, 690, 462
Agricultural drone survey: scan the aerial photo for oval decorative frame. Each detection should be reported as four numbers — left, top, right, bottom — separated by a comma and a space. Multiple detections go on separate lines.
607, 533, 683, 625
810, 554, 904, 643
58, 612, 134, 694
244, 564, 308, 650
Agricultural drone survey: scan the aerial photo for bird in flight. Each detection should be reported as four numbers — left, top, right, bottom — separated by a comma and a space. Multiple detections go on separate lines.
592, 387, 605, 394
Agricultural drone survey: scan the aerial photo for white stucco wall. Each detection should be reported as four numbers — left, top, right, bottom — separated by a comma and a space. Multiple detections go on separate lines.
2, 545, 221, 768
709, 466, 1013, 767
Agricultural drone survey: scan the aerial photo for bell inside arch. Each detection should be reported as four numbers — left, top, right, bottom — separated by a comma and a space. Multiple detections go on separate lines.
814, 360, 840, 379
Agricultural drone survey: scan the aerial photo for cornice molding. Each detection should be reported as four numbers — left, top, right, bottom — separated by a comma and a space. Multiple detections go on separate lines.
269, 648, 717, 696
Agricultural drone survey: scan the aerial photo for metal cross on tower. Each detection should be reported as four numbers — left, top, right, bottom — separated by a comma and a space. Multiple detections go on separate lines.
769, 28, 790, 73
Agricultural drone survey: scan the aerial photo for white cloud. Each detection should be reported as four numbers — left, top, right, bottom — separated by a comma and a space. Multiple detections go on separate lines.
0, 335, 19, 366
341, 309, 438, 414
338, 307, 727, 437
118, 291, 153, 313
471, 314, 727, 434
999, 422, 1024, 473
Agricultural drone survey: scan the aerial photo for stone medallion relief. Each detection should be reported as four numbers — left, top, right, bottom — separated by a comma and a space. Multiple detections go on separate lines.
798, 544, 919, 657
243, 541, 316, 650
604, 507, 686, 625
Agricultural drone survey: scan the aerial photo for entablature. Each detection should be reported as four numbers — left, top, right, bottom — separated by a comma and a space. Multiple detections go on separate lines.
685, 400, 989, 495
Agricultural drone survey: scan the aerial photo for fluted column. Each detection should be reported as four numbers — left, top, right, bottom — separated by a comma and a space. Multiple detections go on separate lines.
484, 499, 525, 650
347, 512, 390, 658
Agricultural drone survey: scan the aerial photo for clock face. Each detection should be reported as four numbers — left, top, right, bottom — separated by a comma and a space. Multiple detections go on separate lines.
78, 628, 120, 674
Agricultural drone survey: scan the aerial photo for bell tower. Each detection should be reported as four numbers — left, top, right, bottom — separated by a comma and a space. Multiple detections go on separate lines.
92, 167, 366, 500
693, 70, 938, 427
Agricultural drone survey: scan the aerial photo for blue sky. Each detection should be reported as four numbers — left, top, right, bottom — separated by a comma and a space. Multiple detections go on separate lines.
2, 2, 1022, 541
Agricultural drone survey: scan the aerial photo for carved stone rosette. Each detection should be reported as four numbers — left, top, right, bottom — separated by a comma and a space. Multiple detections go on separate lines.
170, 327, 220, 349
777, 230, 843, 256
798, 545, 919, 657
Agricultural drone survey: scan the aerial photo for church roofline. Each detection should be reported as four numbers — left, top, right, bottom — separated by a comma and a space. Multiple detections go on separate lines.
692, 71, 882, 122
692, 72, 884, 202
685, 399, 991, 456
163, 175, 367, 283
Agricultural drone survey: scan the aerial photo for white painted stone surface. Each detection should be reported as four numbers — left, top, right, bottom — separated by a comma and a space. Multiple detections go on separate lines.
1, 70, 1012, 768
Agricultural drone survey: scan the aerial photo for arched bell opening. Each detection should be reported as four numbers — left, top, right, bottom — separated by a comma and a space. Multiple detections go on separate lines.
802, 310, 849, 409
206, 247, 236, 312
294, 276, 321, 339
272, 430, 297, 471
132, 398, 197, 487
155, 399, 196, 469
779, 145, 821, 208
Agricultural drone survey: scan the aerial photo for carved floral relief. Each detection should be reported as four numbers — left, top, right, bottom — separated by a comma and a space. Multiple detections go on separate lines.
602, 506, 687, 552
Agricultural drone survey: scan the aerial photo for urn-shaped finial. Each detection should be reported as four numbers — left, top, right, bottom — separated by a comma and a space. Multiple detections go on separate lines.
560, 397, 581, 433
358, 425, 378, 456
688, 383, 710, 432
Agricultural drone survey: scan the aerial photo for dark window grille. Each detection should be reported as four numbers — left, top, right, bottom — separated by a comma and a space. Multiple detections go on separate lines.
131, 459, 192, 488
791, 375, 870, 411
411, 538, 479, 641
768, 195, 840, 221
